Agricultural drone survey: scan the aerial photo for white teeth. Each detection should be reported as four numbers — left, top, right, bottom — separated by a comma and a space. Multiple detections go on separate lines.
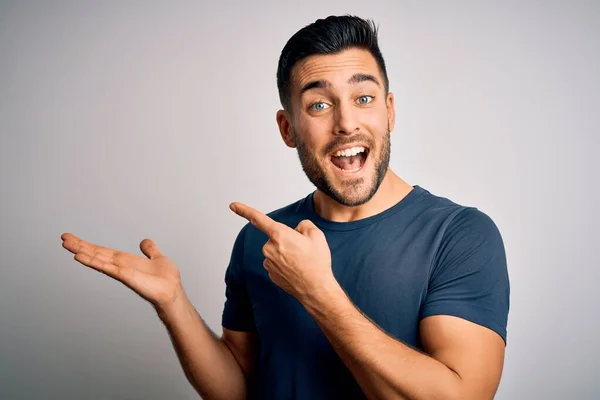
333, 146, 366, 157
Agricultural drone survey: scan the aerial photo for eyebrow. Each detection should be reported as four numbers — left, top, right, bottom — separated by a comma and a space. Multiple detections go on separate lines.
348, 73, 381, 86
299, 73, 381, 95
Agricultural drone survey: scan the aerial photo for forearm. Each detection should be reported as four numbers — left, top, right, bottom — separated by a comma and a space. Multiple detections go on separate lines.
301, 282, 463, 400
156, 289, 247, 400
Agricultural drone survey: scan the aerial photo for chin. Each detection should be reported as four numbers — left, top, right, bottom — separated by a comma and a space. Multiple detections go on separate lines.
325, 175, 380, 207
297, 133, 390, 207
336, 193, 374, 207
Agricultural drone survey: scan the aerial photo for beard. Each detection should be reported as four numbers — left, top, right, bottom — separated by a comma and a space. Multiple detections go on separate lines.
293, 127, 391, 207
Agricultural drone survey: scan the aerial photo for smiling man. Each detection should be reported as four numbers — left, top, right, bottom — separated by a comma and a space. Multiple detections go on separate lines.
62, 15, 509, 400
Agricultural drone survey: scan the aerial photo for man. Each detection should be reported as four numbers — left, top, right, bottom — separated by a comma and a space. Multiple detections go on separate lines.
61, 15, 510, 400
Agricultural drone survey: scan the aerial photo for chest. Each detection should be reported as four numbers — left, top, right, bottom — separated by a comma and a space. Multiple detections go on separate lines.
245, 229, 436, 347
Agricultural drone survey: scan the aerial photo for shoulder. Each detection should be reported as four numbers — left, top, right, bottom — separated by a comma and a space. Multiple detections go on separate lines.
416, 187, 502, 239
417, 190, 510, 340
441, 207, 504, 256
423, 192, 507, 282
449, 207, 502, 238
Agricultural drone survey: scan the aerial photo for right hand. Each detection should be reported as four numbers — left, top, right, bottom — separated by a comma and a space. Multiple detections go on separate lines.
61, 233, 183, 311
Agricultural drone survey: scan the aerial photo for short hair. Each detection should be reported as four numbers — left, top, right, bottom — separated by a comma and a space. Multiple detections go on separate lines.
276, 15, 389, 111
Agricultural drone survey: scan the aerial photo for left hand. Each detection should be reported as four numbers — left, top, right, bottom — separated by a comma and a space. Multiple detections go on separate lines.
230, 202, 336, 301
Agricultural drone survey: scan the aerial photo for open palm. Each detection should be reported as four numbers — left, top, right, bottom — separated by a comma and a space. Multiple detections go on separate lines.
61, 233, 182, 309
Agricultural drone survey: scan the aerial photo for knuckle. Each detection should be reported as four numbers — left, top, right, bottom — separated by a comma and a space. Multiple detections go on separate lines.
270, 229, 281, 241
263, 242, 274, 256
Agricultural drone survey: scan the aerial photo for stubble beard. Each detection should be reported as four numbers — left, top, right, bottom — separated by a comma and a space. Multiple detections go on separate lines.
293, 127, 391, 207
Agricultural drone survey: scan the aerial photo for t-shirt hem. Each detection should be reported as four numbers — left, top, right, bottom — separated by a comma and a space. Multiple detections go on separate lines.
221, 318, 255, 332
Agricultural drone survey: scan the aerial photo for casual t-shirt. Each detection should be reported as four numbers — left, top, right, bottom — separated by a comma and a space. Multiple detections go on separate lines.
221, 185, 510, 399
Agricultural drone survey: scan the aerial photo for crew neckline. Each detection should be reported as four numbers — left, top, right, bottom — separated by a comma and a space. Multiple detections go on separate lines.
304, 185, 426, 232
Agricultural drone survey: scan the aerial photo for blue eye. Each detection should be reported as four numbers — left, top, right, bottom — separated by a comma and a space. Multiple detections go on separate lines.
357, 95, 374, 105
310, 101, 330, 112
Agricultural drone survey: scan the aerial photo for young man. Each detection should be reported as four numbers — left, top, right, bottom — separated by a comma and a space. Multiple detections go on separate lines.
62, 16, 509, 400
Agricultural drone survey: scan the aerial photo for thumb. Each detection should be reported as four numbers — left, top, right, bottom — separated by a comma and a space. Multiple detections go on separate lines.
295, 219, 321, 236
140, 238, 164, 259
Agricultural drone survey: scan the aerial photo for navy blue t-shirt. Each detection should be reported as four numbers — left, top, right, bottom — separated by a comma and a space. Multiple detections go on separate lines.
221, 185, 510, 399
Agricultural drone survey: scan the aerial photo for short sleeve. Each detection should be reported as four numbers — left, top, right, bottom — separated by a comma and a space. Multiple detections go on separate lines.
221, 225, 255, 332
420, 208, 510, 343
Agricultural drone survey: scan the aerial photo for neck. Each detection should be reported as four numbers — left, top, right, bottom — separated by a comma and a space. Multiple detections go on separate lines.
312, 169, 414, 222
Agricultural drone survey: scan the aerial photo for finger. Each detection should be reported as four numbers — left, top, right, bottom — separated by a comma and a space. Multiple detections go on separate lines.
63, 236, 152, 274
262, 242, 275, 259
62, 234, 119, 258
61, 233, 85, 254
73, 249, 135, 286
140, 238, 163, 260
230, 202, 281, 239
295, 219, 322, 237
76, 243, 113, 264
263, 258, 274, 271
61, 232, 78, 242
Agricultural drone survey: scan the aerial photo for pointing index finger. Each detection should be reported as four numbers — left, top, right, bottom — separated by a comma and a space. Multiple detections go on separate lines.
230, 202, 280, 238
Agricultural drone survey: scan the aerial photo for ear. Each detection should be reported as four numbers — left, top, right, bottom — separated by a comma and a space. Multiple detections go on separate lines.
386, 92, 396, 132
276, 109, 296, 148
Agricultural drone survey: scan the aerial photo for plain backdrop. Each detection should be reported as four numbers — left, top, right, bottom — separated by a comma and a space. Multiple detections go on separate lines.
1, 1, 598, 399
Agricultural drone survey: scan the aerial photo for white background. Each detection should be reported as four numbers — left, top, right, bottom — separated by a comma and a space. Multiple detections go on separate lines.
1, 1, 598, 398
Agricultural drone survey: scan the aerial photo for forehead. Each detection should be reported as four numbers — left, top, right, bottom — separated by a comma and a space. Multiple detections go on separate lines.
291, 48, 382, 93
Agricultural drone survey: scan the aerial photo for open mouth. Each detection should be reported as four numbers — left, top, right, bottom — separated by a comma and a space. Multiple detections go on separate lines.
330, 146, 369, 173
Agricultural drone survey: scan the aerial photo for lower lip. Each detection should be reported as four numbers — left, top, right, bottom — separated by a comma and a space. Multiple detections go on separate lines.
330, 153, 369, 177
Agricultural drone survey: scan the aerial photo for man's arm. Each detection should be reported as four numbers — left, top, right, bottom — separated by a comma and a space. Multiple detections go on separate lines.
301, 282, 505, 400
60, 233, 255, 400
157, 290, 256, 400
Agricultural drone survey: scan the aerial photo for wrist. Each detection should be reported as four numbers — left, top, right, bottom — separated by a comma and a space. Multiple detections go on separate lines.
155, 285, 190, 322
301, 276, 346, 315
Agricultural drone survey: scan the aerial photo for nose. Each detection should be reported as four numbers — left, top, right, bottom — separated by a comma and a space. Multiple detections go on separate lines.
333, 101, 359, 135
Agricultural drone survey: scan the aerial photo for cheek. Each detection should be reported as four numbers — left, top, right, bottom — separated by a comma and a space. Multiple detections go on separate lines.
363, 110, 390, 139
365, 106, 388, 125
296, 113, 328, 134
294, 119, 328, 152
